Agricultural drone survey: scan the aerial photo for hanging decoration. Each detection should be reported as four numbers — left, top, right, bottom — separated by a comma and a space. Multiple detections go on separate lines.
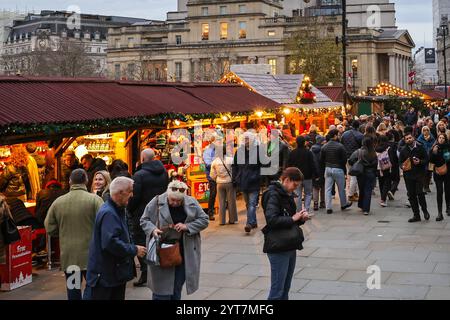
296, 76, 317, 104
374, 82, 422, 98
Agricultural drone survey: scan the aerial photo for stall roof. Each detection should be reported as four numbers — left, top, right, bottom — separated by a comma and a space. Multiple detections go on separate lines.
221, 72, 336, 105
418, 89, 447, 100
0, 76, 279, 144
316, 86, 344, 103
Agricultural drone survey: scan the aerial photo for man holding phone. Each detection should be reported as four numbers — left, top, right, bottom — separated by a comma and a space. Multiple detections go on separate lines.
399, 127, 430, 223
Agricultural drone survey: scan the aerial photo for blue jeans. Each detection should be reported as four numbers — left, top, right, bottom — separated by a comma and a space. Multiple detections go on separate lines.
296, 179, 313, 212
243, 191, 259, 226
152, 263, 186, 300
64, 270, 86, 301
357, 171, 377, 213
267, 250, 297, 300
325, 167, 347, 210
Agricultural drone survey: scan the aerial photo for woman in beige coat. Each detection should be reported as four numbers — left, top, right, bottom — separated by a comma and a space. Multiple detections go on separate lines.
0, 194, 13, 265
140, 180, 209, 300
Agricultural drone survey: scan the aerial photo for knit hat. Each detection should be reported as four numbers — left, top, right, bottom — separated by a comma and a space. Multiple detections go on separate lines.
315, 135, 325, 144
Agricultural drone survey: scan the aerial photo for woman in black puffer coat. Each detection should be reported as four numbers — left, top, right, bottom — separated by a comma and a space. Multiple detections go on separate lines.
262, 167, 311, 300
429, 133, 450, 221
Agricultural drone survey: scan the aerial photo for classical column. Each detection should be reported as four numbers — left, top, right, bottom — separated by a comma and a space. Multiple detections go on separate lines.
388, 53, 396, 85
398, 55, 404, 88
191, 58, 200, 81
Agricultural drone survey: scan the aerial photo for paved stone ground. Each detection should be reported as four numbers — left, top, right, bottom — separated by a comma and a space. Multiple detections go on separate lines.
2, 181, 450, 300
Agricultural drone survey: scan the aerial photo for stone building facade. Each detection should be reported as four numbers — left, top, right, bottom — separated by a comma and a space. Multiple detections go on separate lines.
107, 0, 415, 92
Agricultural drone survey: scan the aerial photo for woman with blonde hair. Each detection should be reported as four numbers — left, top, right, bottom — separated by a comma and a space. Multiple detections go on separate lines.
91, 170, 111, 201
0, 145, 30, 201
376, 123, 388, 136
437, 120, 450, 141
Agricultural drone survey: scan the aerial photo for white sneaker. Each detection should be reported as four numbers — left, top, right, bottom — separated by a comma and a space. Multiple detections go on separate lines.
363, 212, 369, 216
380, 201, 387, 207
387, 191, 395, 200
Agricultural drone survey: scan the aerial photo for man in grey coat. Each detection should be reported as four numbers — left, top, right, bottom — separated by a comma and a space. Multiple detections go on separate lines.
140, 180, 209, 300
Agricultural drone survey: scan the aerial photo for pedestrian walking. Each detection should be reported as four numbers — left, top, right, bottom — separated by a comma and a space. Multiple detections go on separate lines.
429, 133, 450, 221
311, 135, 326, 211
417, 126, 435, 193
320, 129, 353, 214
128, 148, 169, 287
210, 151, 238, 225
261, 167, 310, 300
399, 127, 430, 222
287, 136, 316, 212
341, 120, 364, 201
349, 137, 378, 215
85, 177, 146, 300
44, 169, 104, 300
140, 180, 209, 300
232, 131, 262, 233
376, 134, 397, 207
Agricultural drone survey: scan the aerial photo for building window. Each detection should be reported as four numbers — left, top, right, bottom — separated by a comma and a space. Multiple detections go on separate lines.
176, 35, 182, 45
239, 5, 246, 14
127, 63, 135, 79
96, 60, 101, 69
202, 23, 209, 40
97, 47, 101, 53
268, 30, 276, 37
175, 62, 182, 81
95, 32, 100, 40
220, 6, 227, 15
115, 39, 121, 48
220, 23, 228, 40
84, 32, 91, 40
268, 58, 277, 75
128, 37, 134, 48
239, 22, 247, 39
114, 64, 121, 80
202, 7, 208, 16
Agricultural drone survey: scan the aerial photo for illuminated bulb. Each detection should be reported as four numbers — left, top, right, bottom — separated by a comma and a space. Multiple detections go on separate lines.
119, 138, 125, 143
283, 108, 291, 115
256, 111, 263, 117
222, 115, 229, 121
174, 120, 181, 126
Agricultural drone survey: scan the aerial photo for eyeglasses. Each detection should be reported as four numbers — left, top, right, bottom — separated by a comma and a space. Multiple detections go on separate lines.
171, 187, 186, 193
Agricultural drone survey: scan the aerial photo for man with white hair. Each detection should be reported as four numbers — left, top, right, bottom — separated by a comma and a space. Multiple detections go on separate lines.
85, 177, 147, 300
128, 148, 169, 287
141, 180, 209, 300
232, 131, 263, 233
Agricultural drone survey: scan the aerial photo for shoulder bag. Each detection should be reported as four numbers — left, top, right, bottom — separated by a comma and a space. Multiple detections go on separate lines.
153, 196, 183, 268
349, 149, 364, 177
219, 157, 236, 187
435, 163, 448, 176
262, 207, 304, 253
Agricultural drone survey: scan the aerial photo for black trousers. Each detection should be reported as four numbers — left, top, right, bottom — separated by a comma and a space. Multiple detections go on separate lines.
404, 176, 428, 217
87, 284, 127, 300
434, 173, 450, 214
390, 167, 400, 194
208, 179, 217, 216
378, 171, 392, 202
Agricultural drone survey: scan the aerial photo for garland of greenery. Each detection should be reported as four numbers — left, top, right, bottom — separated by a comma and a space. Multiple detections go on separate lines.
0, 109, 280, 138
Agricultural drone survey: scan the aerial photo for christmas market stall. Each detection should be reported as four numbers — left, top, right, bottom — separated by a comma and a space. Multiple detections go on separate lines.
0, 76, 279, 276
353, 82, 424, 116
219, 66, 345, 135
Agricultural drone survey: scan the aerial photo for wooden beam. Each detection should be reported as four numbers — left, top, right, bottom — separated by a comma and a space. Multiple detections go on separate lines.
124, 130, 138, 148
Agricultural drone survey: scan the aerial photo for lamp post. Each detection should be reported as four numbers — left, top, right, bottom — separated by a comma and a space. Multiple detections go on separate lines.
352, 59, 358, 96
342, 0, 348, 108
440, 16, 449, 100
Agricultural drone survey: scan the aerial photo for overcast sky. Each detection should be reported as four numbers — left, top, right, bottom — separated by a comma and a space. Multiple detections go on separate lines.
0, 0, 433, 49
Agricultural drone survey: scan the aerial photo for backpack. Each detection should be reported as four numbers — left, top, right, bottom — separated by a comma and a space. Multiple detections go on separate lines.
377, 147, 392, 171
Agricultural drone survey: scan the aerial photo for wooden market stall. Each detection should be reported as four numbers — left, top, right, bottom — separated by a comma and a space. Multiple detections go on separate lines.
0, 76, 280, 273
219, 69, 345, 136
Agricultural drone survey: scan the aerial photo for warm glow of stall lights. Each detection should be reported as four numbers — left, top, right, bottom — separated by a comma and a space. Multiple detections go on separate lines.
222, 115, 229, 121
119, 138, 125, 143
255, 111, 264, 117
328, 82, 333, 86
283, 108, 291, 115
174, 120, 181, 126
304, 76, 310, 82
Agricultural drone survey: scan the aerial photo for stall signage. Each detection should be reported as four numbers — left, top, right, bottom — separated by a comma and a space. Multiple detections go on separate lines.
192, 181, 210, 204
0, 226, 33, 291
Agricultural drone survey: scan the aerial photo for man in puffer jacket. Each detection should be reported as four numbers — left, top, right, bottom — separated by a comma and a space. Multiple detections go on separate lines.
311, 135, 326, 211
341, 120, 363, 201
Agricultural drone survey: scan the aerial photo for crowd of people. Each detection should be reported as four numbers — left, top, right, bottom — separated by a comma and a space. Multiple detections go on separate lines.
1, 105, 450, 301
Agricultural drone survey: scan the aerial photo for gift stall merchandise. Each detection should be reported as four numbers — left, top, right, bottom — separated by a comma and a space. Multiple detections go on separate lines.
142, 127, 212, 210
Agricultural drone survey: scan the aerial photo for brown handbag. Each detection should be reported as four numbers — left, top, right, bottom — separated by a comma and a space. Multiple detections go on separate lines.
435, 163, 448, 176
402, 158, 412, 172
155, 196, 183, 268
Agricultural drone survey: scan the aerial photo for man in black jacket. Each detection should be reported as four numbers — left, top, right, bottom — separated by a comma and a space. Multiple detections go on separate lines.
287, 136, 316, 212
341, 121, 364, 201
398, 128, 430, 222
128, 149, 169, 286
320, 129, 352, 214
